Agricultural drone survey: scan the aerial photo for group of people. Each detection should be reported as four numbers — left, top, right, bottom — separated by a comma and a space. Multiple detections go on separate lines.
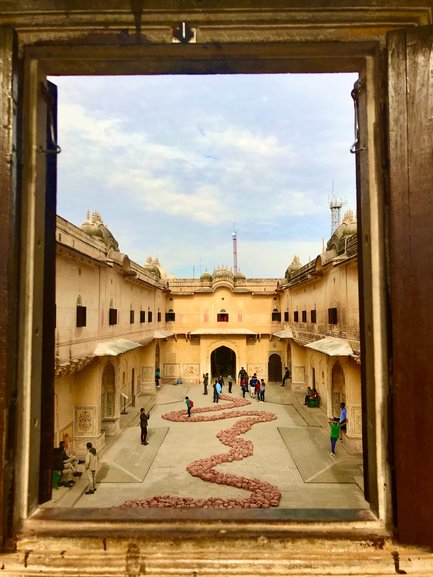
52, 441, 82, 488
53, 440, 99, 495
238, 367, 266, 401
304, 386, 319, 405
150, 368, 348, 460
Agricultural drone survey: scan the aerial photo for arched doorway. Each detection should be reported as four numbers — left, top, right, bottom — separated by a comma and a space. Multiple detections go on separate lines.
268, 353, 282, 383
331, 361, 346, 417
101, 362, 115, 420
211, 346, 236, 381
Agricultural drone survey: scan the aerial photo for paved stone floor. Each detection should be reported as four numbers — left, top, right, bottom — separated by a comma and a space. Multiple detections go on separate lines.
43, 382, 368, 513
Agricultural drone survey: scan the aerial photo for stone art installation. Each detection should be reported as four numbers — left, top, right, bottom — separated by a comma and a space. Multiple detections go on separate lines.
117, 394, 281, 509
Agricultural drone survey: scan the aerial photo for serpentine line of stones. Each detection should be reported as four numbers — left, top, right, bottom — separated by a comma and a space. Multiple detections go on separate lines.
116, 394, 281, 509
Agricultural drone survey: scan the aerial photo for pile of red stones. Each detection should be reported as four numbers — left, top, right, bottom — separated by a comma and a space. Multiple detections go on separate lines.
116, 394, 281, 509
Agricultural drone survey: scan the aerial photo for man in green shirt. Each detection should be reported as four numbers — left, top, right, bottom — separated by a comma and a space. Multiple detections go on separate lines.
329, 417, 342, 456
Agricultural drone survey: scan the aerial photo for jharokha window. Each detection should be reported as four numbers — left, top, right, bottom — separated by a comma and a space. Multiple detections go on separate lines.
217, 310, 229, 322
272, 309, 281, 321
166, 309, 175, 322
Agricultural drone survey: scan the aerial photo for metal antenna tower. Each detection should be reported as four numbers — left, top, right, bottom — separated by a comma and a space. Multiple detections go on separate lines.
329, 195, 345, 235
232, 224, 238, 273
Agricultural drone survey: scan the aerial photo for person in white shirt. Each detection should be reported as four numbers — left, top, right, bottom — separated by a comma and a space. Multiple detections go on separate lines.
84, 442, 99, 495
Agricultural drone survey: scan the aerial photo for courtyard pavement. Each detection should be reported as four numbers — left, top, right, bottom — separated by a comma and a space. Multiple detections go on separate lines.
43, 382, 368, 514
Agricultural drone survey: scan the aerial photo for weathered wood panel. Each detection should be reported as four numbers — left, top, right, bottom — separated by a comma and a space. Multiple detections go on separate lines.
387, 25, 433, 547
0, 26, 19, 551
1, 535, 433, 576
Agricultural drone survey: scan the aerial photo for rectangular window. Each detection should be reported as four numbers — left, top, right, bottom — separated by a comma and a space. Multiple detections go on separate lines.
284, 311, 289, 322
130, 310, 134, 324
147, 311, 153, 323
140, 310, 145, 323
302, 310, 307, 322
76, 305, 87, 327
328, 307, 338, 325
272, 311, 281, 321
294, 311, 299, 323
311, 309, 317, 324
157, 311, 161, 322
217, 313, 229, 322
166, 311, 175, 321
109, 308, 117, 326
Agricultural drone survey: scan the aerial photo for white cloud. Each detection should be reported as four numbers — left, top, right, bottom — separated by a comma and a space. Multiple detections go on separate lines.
53, 73, 357, 277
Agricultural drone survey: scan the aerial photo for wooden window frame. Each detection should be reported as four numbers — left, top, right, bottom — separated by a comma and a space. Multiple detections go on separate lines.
6, 12, 408, 556
217, 312, 229, 323
328, 307, 338, 325
166, 310, 175, 322
108, 307, 118, 326
76, 304, 87, 328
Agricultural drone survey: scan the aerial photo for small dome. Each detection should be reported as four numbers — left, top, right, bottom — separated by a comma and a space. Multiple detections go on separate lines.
143, 256, 166, 279
79, 210, 119, 251
200, 270, 212, 281
212, 266, 234, 280
285, 255, 302, 279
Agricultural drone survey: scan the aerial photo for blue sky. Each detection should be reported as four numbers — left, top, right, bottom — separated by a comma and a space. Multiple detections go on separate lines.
52, 73, 358, 278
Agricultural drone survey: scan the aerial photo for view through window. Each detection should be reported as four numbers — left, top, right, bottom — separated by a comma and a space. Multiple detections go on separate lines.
49, 73, 367, 517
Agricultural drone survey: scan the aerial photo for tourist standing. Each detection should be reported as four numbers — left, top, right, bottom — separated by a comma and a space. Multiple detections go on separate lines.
185, 396, 193, 417
255, 378, 261, 400
339, 402, 347, 440
249, 374, 257, 398
328, 417, 343, 457
203, 372, 209, 395
238, 367, 247, 386
140, 407, 150, 445
213, 380, 222, 403
155, 367, 161, 389
260, 379, 266, 402
84, 442, 99, 494
227, 374, 233, 393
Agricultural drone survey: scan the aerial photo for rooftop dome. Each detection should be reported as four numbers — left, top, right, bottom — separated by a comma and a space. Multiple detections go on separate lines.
326, 210, 357, 252
285, 255, 302, 280
143, 256, 162, 279
80, 210, 119, 251
212, 266, 234, 280
200, 270, 212, 282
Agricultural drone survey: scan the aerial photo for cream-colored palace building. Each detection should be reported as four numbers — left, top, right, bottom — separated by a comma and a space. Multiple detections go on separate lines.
56, 210, 361, 457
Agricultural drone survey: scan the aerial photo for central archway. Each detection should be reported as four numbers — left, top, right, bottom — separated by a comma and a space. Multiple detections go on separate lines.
268, 353, 282, 383
211, 346, 236, 381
